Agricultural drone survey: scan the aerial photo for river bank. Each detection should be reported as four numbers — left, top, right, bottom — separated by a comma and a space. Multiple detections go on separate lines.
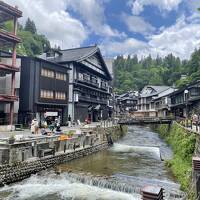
155, 122, 196, 199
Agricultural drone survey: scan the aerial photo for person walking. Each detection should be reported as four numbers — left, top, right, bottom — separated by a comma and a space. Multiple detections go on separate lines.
31, 119, 35, 134
68, 115, 72, 127
34, 118, 39, 134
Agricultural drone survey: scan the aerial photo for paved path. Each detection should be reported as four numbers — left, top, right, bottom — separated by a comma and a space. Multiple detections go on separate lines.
0, 121, 116, 139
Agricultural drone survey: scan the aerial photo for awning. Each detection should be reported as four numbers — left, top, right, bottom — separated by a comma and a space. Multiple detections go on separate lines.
94, 104, 101, 110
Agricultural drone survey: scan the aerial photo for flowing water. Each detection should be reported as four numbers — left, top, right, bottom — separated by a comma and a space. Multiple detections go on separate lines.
0, 126, 185, 200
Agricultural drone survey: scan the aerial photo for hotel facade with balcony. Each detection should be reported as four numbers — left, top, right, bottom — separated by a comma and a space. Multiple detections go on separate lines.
45, 46, 112, 122
170, 81, 200, 118
135, 85, 173, 117
0, 1, 22, 128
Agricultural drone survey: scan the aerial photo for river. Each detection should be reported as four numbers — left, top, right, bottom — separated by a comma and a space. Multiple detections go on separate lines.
0, 126, 184, 200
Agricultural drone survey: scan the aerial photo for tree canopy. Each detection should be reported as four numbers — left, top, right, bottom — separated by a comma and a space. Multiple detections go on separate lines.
113, 49, 200, 93
3, 18, 51, 56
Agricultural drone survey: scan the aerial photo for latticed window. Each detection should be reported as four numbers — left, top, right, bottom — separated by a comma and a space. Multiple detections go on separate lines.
56, 72, 67, 81
40, 89, 54, 99
41, 68, 54, 78
55, 92, 66, 100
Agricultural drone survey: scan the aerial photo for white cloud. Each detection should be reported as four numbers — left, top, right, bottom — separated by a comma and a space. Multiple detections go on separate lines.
129, 0, 183, 15
67, 0, 125, 38
100, 38, 148, 57
101, 15, 200, 60
6, 0, 88, 49
122, 14, 155, 35
148, 16, 200, 59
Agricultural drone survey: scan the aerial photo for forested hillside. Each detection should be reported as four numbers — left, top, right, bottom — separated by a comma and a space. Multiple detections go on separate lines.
113, 49, 200, 93
4, 18, 51, 56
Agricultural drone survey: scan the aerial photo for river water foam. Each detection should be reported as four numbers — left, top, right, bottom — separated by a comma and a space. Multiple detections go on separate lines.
110, 143, 161, 160
0, 173, 141, 200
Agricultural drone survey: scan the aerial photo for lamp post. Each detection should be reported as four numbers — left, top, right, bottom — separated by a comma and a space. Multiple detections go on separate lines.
184, 89, 189, 127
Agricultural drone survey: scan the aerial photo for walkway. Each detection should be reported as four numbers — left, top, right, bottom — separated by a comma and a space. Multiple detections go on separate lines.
0, 120, 116, 139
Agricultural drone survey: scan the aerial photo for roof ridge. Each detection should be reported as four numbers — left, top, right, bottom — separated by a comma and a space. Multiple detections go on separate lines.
60, 45, 97, 52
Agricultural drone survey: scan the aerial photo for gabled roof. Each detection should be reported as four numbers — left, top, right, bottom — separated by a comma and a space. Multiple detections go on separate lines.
48, 45, 112, 80
140, 85, 170, 97
48, 46, 98, 63
152, 88, 176, 100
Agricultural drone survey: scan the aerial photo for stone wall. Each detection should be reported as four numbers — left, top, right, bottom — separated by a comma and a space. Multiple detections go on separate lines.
0, 142, 109, 186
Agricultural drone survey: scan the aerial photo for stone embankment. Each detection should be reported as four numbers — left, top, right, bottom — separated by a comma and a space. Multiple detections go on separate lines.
0, 142, 109, 186
0, 124, 127, 186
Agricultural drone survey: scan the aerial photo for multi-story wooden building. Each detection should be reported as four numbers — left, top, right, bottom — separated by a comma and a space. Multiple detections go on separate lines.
18, 57, 70, 126
45, 46, 112, 122
115, 91, 138, 114
136, 85, 172, 117
170, 81, 200, 118
0, 1, 22, 128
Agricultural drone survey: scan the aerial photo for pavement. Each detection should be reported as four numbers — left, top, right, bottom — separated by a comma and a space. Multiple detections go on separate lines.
0, 121, 116, 139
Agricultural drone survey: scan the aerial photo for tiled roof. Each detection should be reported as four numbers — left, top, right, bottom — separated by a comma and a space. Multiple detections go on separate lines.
48, 46, 98, 63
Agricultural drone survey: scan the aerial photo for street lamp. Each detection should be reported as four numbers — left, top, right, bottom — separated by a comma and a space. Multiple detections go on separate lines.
184, 89, 189, 127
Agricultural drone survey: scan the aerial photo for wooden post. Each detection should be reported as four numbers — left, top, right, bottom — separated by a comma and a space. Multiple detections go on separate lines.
142, 186, 164, 200
192, 157, 200, 199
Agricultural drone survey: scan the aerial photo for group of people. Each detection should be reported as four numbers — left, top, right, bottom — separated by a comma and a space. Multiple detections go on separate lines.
30, 116, 62, 135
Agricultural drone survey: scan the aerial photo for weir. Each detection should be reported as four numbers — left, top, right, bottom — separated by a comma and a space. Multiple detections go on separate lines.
110, 143, 162, 160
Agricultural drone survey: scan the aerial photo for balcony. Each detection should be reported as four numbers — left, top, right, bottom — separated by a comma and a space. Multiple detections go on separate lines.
0, 29, 21, 45
78, 95, 107, 105
100, 83, 108, 91
155, 104, 169, 110
77, 77, 99, 88
0, 94, 18, 102
0, 63, 19, 73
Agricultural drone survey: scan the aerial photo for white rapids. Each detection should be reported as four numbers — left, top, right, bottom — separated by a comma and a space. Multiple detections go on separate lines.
110, 143, 162, 160
0, 173, 141, 200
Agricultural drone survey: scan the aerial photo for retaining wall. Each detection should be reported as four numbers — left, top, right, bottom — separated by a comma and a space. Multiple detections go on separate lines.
0, 142, 109, 186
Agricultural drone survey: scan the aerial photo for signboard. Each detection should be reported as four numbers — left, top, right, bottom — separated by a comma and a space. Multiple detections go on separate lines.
45, 112, 58, 117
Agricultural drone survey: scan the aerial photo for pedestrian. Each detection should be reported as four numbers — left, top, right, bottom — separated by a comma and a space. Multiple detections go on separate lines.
68, 115, 71, 127
31, 119, 35, 134
83, 140, 85, 148
73, 142, 76, 151
64, 143, 66, 153
34, 118, 39, 134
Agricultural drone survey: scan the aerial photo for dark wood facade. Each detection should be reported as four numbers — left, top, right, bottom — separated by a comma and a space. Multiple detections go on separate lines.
19, 57, 69, 126
47, 46, 112, 122
170, 81, 200, 118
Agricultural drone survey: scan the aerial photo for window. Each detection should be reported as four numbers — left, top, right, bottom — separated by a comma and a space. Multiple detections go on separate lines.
55, 92, 66, 100
41, 68, 54, 78
40, 89, 54, 99
56, 72, 67, 81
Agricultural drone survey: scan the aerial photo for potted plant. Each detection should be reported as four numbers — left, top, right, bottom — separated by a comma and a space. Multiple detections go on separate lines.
8, 134, 15, 144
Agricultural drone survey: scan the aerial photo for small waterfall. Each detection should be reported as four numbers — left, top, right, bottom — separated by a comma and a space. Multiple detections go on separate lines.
64, 171, 141, 194
110, 143, 162, 160
0, 172, 141, 200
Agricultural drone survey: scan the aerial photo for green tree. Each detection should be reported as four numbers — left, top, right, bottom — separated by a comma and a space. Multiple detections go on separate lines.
24, 18, 37, 34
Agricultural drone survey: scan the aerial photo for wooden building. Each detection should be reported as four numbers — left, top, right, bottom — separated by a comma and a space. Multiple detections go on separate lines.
18, 57, 70, 126
170, 81, 200, 118
0, 1, 22, 128
136, 86, 172, 117
45, 46, 112, 122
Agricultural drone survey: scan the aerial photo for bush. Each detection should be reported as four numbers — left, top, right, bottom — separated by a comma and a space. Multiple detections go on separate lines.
156, 123, 196, 197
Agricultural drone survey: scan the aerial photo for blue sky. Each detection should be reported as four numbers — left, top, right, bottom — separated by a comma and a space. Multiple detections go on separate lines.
7, 0, 200, 59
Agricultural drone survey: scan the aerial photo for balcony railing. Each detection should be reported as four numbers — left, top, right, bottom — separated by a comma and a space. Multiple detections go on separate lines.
78, 95, 107, 105
77, 77, 99, 87
0, 29, 21, 43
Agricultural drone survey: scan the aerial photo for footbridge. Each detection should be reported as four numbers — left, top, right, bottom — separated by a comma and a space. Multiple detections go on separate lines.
118, 116, 174, 125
